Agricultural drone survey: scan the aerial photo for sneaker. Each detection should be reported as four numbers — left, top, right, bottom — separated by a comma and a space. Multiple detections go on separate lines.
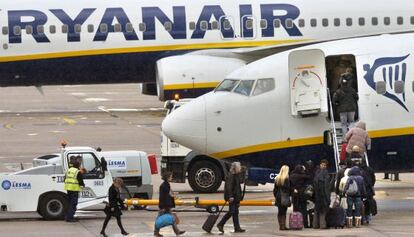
234, 229, 246, 233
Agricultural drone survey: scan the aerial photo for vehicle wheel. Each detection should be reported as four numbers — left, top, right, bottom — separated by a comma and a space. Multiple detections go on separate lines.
39, 193, 68, 220
188, 160, 222, 193
207, 205, 219, 213
133, 194, 148, 210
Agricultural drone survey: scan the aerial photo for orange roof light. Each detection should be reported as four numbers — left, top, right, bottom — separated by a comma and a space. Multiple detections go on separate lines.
174, 93, 180, 101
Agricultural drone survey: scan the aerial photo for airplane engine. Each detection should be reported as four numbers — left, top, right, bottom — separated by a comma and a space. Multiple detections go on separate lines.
156, 55, 246, 101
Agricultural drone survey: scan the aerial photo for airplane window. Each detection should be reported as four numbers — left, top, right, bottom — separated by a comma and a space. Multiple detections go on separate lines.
384, 17, 391, 25
125, 23, 134, 33
62, 24, 68, 33
310, 19, 317, 27
139, 23, 146, 32
346, 18, 353, 26
245, 19, 254, 30
114, 23, 122, 33
75, 24, 82, 33
164, 22, 172, 32
397, 17, 404, 25
375, 81, 386, 94
334, 18, 340, 27
189, 22, 196, 30
394, 81, 405, 94
411, 16, 414, 25
359, 17, 365, 26
87, 24, 94, 33
252, 78, 275, 96
211, 21, 219, 30
13, 26, 21, 36
286, 19, 293, 29
322, 18, 328, 27
200, 21, 208, 31
25, 25, 33, 35
298, 19, 305, 28
2, 26, 8, 35
223, 19, 232, 30
215, 79, 240, 92
260, 19, 267, 29
100, 24, 108, 33
37, 25, 44, 34
273, 19, 281, 28
49, 25, 56, 34
234, 80, 255, 96
372, 17, 378, 26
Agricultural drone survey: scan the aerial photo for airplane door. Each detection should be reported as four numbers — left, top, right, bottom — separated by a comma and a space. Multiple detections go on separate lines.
241, 16, 256, 39
288, 49, 328, 117
220, 16, 235, 40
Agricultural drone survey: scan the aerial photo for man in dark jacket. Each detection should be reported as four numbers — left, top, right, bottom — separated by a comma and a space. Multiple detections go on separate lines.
313, 160, 332, 229
290, 165, 312, 228
333, 79, 359, 136
217, 162, 246, 233
360, 160, 376, 223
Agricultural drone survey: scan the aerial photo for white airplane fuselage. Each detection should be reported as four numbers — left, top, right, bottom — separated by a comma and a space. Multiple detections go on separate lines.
1, 0, 414, 99
162, 33, 414, 173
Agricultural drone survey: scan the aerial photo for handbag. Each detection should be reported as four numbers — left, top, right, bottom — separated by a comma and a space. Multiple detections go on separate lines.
280, 191, 292, 207
304, 185, 314, 198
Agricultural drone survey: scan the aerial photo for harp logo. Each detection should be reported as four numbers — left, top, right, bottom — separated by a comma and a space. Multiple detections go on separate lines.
363, 55, 410, 112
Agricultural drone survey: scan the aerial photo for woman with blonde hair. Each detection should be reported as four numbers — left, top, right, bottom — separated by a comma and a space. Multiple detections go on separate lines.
273, 165, 291, 230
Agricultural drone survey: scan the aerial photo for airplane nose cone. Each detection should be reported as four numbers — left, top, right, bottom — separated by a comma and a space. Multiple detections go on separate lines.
162, 97, 207, 153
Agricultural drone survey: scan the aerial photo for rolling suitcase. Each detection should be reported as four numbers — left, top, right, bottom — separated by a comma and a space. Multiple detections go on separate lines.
289, 212, 304, 230
326, 207, 346, 228
202, 203, 226, 233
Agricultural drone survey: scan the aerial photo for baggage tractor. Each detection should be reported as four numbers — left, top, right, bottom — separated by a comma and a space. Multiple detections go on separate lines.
289, 212, 304, 230
326, 207, 346, 228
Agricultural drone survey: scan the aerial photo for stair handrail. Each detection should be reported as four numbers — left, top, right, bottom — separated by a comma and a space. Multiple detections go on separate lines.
327, 88, 340, 172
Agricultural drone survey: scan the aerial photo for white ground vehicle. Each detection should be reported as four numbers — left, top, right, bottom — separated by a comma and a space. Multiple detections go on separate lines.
0, 147, 155, 220
161, 99, 227, 193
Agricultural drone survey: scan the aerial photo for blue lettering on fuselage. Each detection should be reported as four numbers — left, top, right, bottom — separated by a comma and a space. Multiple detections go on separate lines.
142, 6, 186, 40
93, 8, 139, 41
191, 5, 235, 39
8, 10, 50, 43
7, 4, 303, 44
50, 8, 96, 42
260, 4, 302, 37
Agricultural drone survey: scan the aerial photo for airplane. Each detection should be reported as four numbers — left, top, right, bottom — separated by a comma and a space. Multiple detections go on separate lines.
1, 1, 414, 100
162, 32, 414, 180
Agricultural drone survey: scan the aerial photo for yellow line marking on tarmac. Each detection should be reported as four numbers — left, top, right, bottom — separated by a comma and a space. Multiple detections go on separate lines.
3, 123, 14, 129
63, 117, 77, 125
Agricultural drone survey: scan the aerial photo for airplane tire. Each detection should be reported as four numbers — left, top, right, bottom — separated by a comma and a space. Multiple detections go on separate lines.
188, 160, 222, 193
39, 193, 68, 220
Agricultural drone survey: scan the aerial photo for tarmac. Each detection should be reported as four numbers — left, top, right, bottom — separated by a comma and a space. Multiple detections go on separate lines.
0, 84, 414, 237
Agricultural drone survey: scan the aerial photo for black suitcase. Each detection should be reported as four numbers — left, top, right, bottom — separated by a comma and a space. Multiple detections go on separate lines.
202, 203, 226, 233
326, 207, 346, 228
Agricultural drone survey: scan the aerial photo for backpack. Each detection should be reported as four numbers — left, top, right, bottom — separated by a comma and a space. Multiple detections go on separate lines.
346, 177, 359, 196
339, 175, 349, 194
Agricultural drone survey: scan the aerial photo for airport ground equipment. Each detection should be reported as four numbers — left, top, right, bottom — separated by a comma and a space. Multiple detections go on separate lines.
125, 197, 275, 213
33, 150, 156, 202
0, 146, 155, 219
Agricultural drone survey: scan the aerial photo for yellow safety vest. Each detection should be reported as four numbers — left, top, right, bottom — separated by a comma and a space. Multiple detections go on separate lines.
64, 167, 82, 192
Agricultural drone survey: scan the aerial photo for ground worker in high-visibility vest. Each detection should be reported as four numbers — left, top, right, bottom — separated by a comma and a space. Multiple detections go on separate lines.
64, 158, 85, 222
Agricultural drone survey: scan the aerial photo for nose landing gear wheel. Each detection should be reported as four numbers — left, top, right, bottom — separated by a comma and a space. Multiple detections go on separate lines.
188, 160, 222, 193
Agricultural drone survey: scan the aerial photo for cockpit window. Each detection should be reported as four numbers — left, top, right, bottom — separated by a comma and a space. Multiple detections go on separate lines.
215, 79, 239, 92
234, 80, 255, 96
252, 78, 275, 96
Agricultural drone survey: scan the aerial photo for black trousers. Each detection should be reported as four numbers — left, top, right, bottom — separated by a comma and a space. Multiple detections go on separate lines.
66, 191, 78, 220
101, 213, 126, 233
218, 201, 241, 230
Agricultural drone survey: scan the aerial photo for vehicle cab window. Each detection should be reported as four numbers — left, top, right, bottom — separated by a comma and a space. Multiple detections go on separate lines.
234, 80, 255, 96
252, 78, 275, 96
215, 79, 240, 92
67, 153, 103, 179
